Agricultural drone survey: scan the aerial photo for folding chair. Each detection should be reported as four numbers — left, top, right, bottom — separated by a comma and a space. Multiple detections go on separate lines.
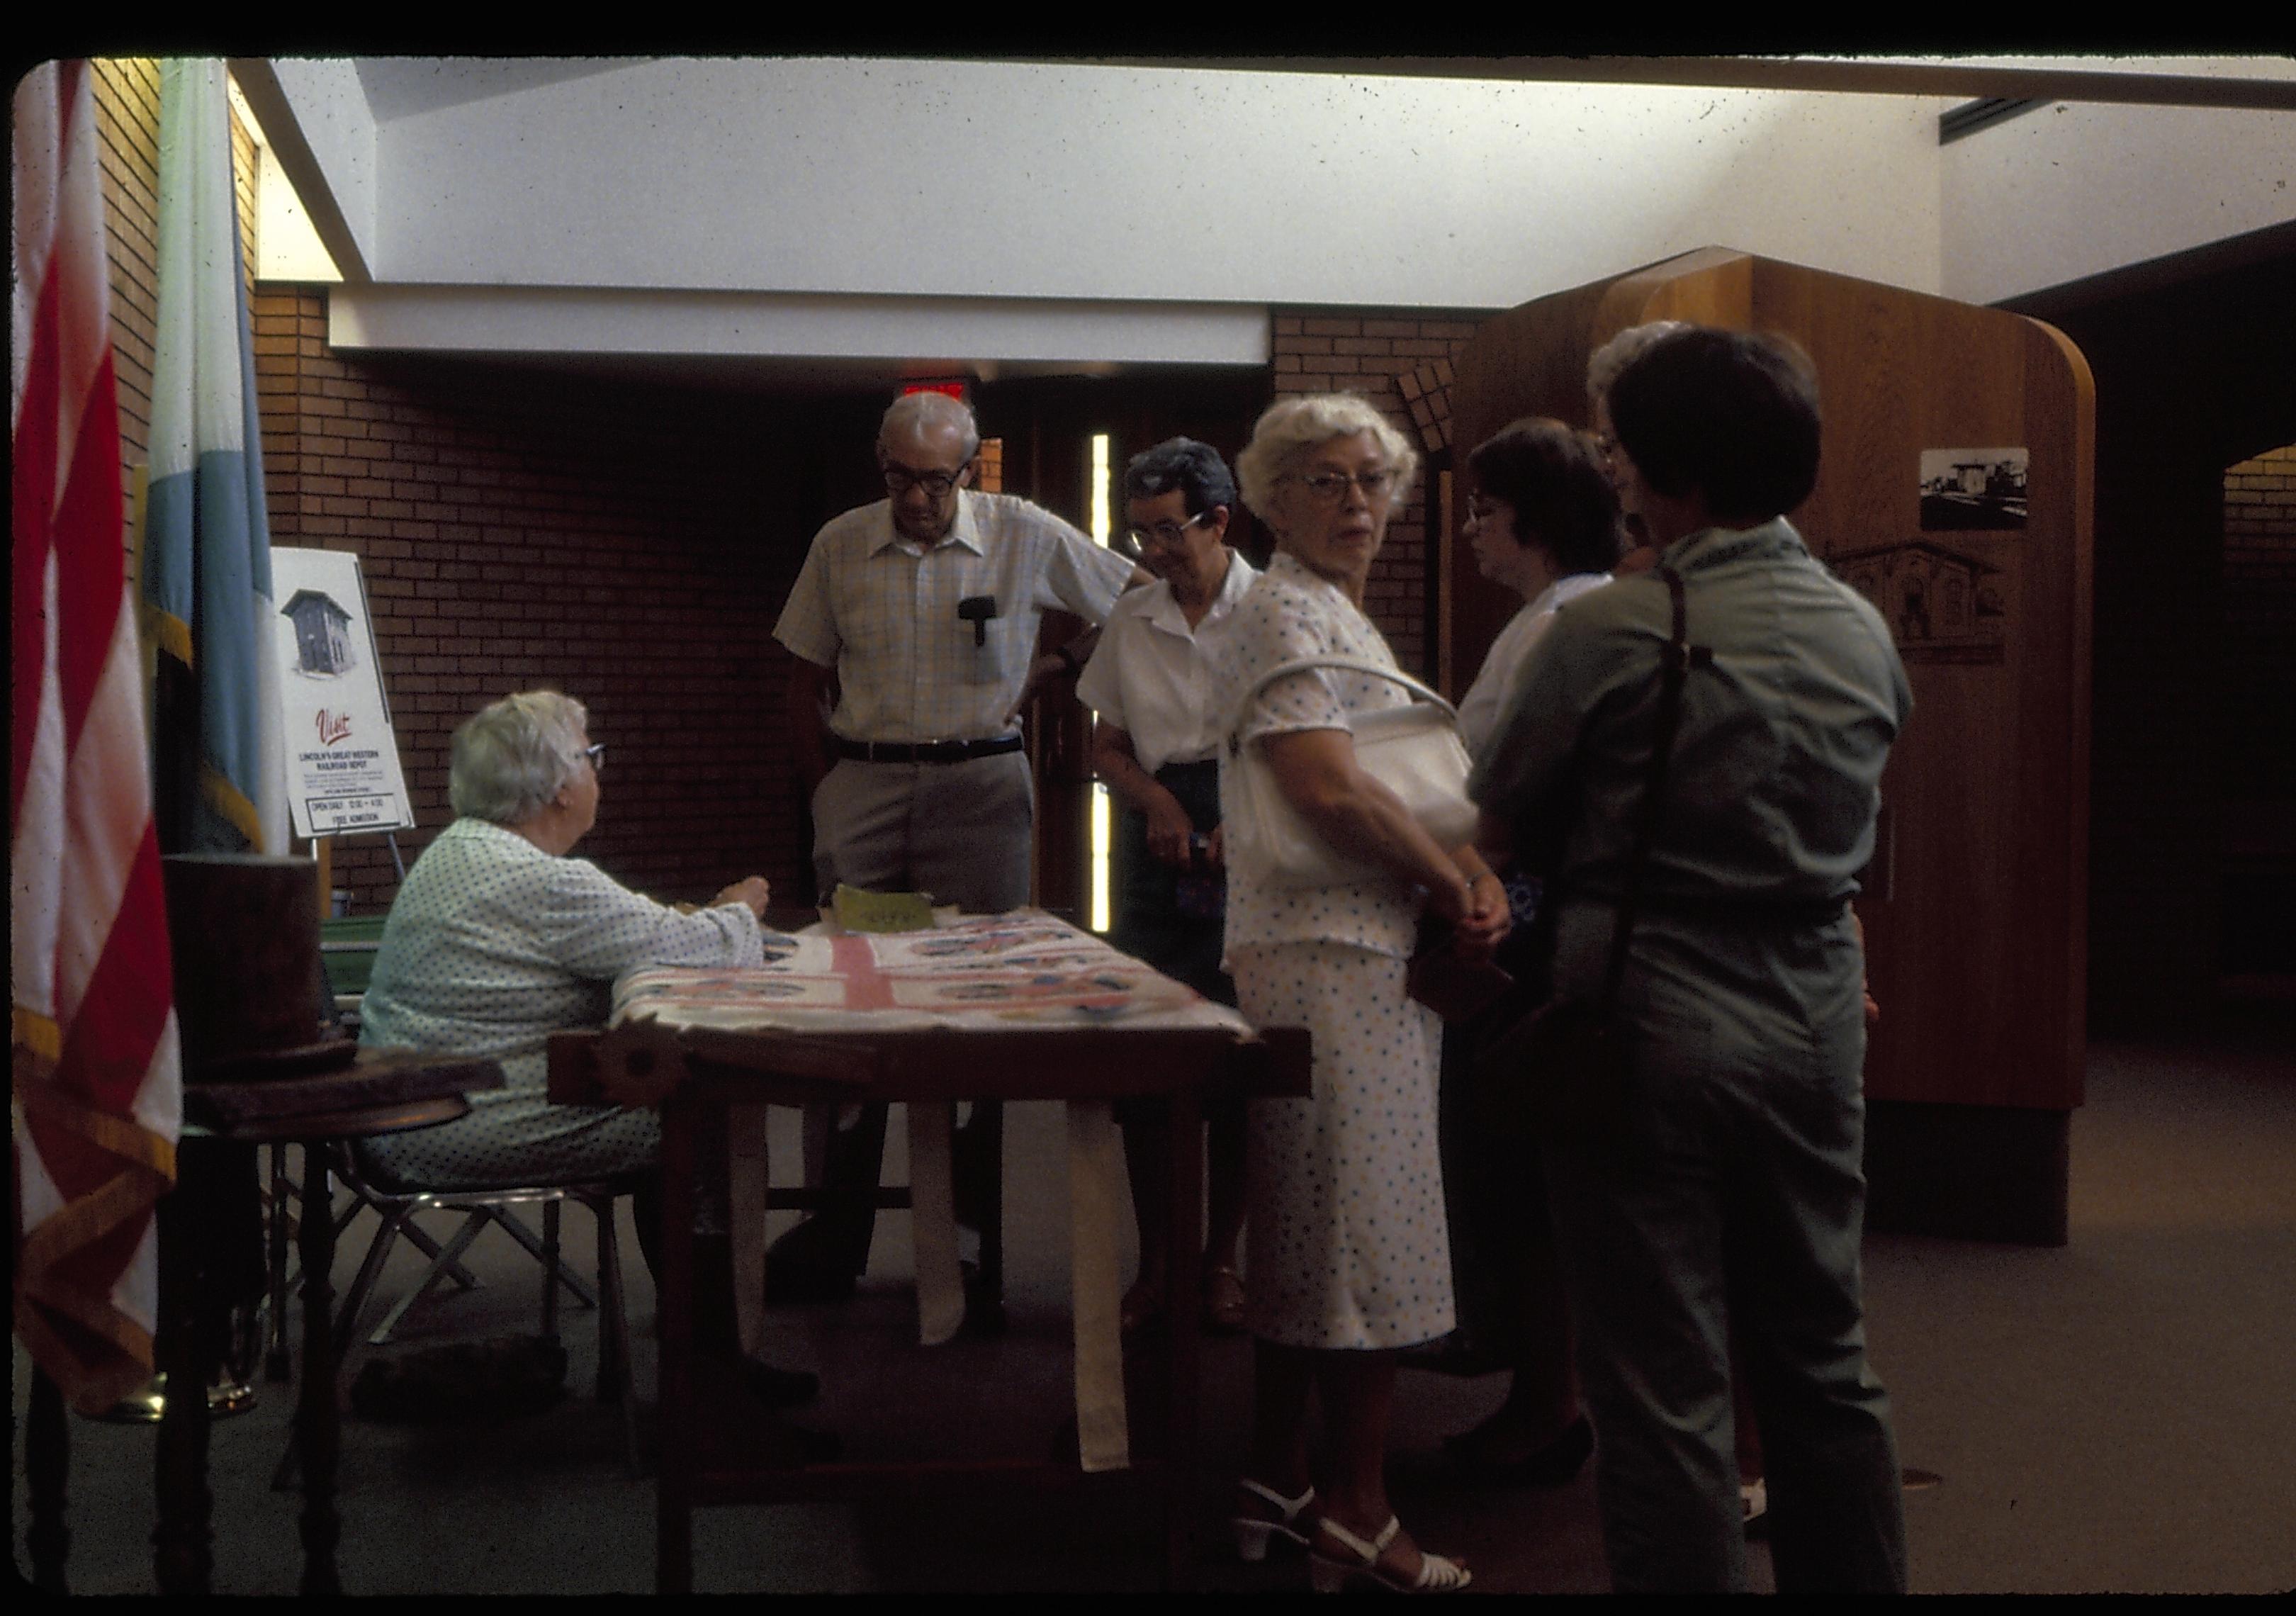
273, 1151, 645, 1485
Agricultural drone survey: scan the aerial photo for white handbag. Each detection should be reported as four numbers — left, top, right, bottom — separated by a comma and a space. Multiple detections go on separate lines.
1225, 655, 1478, 890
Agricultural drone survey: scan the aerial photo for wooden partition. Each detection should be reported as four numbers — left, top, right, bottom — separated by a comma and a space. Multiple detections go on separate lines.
1449, 247, 2095, 1243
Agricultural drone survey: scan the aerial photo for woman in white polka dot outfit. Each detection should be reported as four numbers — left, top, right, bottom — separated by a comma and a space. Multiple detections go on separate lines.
358, 691, 821, 1414
1215, 397, 1510, 1594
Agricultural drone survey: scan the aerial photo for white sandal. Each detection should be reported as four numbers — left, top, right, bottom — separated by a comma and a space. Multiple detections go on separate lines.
1231, 1477, 1317, 1563
1309, 1514, 1472, 1594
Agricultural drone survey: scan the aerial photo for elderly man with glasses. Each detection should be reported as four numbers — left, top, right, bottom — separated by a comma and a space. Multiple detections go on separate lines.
769, 389, 1146, 1303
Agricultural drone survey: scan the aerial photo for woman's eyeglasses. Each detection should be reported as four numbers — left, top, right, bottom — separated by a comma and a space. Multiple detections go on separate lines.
1288, 468, 1396, 505
1118, 510, 1209, 560
583, 743, 607, 775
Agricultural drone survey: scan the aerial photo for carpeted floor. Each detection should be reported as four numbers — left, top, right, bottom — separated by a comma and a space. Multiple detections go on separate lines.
13, 1011, 2292, 1594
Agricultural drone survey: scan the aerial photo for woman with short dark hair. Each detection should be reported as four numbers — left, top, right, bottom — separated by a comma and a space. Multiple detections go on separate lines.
1603, 326, 1823, 521
1079, 437, 1257, 1336
1429, 418, 1618, 1489
1473, 328, 1912, 1593
1453, 418, 1621, 756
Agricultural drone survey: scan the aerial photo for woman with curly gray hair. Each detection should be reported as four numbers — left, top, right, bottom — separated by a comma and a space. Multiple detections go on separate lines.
356, 692, 822, 1426
1216, 395, 1507, 1593
1587, 320, 1689, 568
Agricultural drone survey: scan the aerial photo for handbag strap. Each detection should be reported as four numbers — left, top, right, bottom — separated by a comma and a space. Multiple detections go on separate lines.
1593, 567, 1711, 1014
1226, 655, 1459, 757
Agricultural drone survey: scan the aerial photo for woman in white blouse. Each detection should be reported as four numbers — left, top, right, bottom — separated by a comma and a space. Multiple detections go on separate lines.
1217, 395, 1507, 1594
1078, 437, 1258, 1337
1432, 420, 1619, 1489
1454, 420, 1621, 758
357, 691, 818, 1416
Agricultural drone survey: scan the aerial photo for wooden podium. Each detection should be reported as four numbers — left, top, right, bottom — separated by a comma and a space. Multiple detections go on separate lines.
1448, 247, 2095, 1244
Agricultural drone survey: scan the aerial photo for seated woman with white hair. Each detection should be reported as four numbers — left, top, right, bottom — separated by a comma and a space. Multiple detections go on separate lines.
357, 690, 820, 1419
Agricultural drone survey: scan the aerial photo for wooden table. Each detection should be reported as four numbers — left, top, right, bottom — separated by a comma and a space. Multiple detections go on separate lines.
549, 1011, 1309, 1593
23, 1048, 501, 1595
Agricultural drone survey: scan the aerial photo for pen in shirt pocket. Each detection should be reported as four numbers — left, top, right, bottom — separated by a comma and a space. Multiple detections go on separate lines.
957, 594, 999, 646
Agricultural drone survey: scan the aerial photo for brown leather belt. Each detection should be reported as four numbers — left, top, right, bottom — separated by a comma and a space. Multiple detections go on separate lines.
833, 735, 1025, 765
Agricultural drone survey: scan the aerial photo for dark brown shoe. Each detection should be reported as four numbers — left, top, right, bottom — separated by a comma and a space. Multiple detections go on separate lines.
1446, 1413, 1594, 1488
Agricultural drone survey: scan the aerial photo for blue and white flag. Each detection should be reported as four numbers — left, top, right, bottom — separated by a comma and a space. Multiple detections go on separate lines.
140, 59, 286, 855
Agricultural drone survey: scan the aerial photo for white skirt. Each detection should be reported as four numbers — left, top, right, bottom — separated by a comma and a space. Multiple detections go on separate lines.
1232, 942, 1454, 1351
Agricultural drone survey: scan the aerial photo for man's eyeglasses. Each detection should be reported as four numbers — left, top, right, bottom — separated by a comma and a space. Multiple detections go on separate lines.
583, 743, 607, 775
882, 461, 970, 499
1119, 510, 1210, 559
1288, 467, 1397, 505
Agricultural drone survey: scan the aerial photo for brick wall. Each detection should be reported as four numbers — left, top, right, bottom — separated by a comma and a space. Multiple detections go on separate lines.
2219, 442, 2294, 979
1270, 310, 1486, 675
2222, 442, 2296, 802
90, 58, 261, 554
90, 59, 162, 555
249, 288, 825, 914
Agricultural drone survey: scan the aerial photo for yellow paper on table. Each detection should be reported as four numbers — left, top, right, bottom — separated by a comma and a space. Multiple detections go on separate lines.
831, 884, 938, 933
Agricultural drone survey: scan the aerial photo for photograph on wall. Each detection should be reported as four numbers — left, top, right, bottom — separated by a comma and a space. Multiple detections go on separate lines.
1919, 447, 2030, 531
269, 547, 415, 837
1830, 539, 2010, 665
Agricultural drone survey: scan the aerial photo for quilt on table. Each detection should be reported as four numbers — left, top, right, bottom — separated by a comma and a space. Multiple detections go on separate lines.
611, 910, 1251, 1035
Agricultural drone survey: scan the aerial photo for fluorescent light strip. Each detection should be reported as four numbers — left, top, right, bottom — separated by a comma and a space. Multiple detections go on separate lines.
1090, 433, 1113, 933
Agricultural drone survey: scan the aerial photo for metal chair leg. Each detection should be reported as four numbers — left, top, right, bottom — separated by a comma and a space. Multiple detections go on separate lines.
276, 1176, 483, 1296
364, 1211, 490, 1347
336, 1190, 483, 1291
275, 1199, 419, 1492
486, 1203, 599, 1311
334, 1204, 420, 1360
541, 1198, 562, 1344
381, 1217, 483, 1291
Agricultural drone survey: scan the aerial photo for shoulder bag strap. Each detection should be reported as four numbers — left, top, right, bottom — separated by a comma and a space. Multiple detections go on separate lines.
1593, 567, 1712, 1014
1226, 656, 1458, 757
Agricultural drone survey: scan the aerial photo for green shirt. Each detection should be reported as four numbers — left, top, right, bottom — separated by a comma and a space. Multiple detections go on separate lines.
1470, 518, 1910, 1011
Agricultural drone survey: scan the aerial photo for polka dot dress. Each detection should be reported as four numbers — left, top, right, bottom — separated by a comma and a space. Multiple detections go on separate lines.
356, 817, 765, 1193
1210, 551, 1457, 1352
1232, 942, 1453, 1350
1215, 551, 1422, 962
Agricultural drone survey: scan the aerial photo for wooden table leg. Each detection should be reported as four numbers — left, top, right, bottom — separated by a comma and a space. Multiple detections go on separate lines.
296, 1145, 344, 1595
26, 1367, 70, 1593
1164, 1084, 1204, 1590
658, 1089, 698, 1595
969, 1099, 1005, 1307
266, 1142, 294, 1381
153, 1155, 215, 1594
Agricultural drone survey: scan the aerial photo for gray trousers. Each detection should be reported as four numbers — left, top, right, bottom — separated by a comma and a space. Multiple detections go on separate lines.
800, 751, 1034, 1272
809, 752, 1033, 912
1539, 911, 1908, 1593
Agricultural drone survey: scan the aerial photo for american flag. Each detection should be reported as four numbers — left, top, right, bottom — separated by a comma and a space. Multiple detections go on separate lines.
11, 59, 184, 1413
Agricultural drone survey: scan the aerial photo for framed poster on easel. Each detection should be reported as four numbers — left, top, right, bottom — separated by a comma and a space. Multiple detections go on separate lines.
269, 548, 414, 840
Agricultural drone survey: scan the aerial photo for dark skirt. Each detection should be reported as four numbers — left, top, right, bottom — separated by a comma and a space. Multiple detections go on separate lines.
1107, 758, 1234, 1009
